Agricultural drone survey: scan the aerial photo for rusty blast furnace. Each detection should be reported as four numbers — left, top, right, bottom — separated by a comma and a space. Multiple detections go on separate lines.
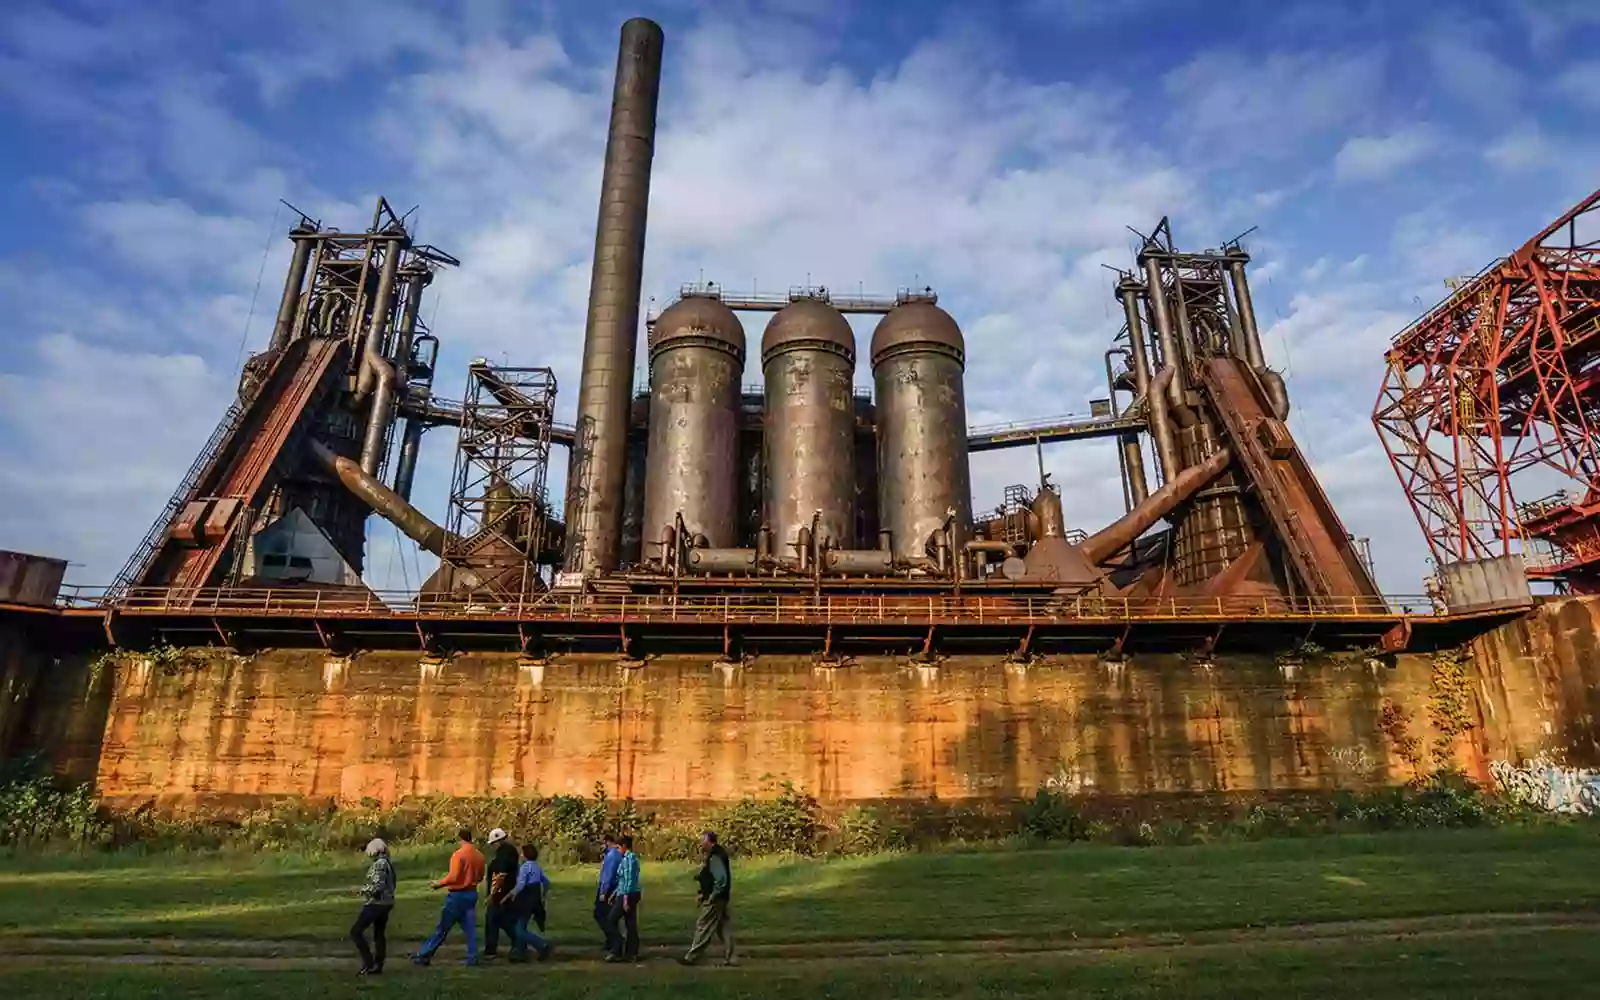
92, 15, 1473, 661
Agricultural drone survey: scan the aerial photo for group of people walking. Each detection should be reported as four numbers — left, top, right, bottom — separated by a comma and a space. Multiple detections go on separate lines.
349, 826, 736, 973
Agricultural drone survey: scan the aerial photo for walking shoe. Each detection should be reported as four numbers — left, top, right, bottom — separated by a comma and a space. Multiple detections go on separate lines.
537, 945, 553, 963
462, 957, 480, 967
604, 953, 621, 963
410, 953, 430, 967
675, 956, 695, 967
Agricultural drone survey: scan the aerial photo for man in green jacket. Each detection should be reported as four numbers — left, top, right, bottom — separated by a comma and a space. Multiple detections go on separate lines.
678, 831, 737, 966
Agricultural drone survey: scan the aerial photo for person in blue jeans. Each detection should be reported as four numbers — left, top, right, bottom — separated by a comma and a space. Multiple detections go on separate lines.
411, 827, 486, 967
594, 833, 622, 952
504, 843, 552, 962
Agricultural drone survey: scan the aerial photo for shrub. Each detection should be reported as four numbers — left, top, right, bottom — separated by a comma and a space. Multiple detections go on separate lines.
829, 806, 908, 855
1020, 789, 1092, 842
704, 782, 823, 856
0, 755, 112, 848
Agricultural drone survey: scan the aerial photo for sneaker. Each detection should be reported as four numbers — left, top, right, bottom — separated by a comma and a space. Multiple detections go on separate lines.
604, 953, 621, 963
462, 957, 480, 967
410, 954, 430, 967
676, 956, 695, 967
537, 946, 552, 963
722, 958, 740, 967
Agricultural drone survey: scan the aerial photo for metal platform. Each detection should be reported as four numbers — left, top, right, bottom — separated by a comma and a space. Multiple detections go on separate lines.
10, 585, 1519, 659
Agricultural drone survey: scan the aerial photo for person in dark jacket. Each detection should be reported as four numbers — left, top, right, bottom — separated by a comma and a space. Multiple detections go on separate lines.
351, 838, 397, 975
678, 831, 736, 966
504, 842, 552, 962
482, 828, 521, 961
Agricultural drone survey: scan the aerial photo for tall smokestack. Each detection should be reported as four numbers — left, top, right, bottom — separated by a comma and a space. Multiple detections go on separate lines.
563, 17, 665, 577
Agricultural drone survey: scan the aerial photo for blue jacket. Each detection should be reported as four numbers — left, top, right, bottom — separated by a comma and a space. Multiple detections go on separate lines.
597, 846, 622, 898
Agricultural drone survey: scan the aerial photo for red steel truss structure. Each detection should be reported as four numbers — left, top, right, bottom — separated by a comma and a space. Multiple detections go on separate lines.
1374, 188, 1600, 592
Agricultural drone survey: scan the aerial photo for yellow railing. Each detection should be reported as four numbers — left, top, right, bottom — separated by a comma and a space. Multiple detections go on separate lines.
57, 586, 1446, 622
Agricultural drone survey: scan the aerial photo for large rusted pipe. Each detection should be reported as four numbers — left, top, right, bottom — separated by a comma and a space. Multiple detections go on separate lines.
358, 238, 405, 475
269, 229, 314, 351
1226, 254, 1266, 371
1079, 447, 1230, 565
1116, 278, 1152, 397
1146, 366, 1180, 481
1142, 256, 1186, 409
563, 17, 665, 577
309, 437, 448, 556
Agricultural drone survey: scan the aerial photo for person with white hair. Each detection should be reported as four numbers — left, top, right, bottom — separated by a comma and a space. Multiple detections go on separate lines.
351, 838, 397, 975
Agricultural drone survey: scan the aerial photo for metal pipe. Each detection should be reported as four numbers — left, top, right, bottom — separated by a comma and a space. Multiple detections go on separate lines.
358, 239, 405, 475
1145, 366, 1180, 481
1120, 433, 1148, 508
393, 419, 423, 500
308, 438, 448, 557
1226, 255, 1267, 371
1117, 279, 1152, 397
563, 17, 665, 577
687, 547, 757, 574
268, 232, 314, 351
356, 237, 404, 400
1079, 447, 1231, 565
964, 540, 1014, 556
1141, 255, 1185, 407
1104, 347, 1148, 509
824, 549, 894, 575
392, 267, 428, 371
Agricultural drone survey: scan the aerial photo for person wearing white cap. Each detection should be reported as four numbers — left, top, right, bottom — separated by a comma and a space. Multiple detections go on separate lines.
482, 827, 522, 961
351, 838, 396, 975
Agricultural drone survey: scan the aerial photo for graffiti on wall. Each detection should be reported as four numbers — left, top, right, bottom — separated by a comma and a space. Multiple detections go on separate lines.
1489, 755, 1600, 815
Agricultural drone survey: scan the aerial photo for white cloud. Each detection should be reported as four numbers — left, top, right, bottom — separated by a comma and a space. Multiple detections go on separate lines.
1485, 128, 1554, 171
1422, 25, 1524, 115
1334, 128, 1440, 182
0, 334, 232, 583
1554, 60, 1600, 109
1162, 49, 1385, 153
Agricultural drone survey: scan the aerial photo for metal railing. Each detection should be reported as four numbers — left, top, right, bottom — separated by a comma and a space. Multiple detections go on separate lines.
59, 585, 1443, 621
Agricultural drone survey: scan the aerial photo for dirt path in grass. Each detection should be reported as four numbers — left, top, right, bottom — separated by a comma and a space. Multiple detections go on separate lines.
2, 910, 1597, 969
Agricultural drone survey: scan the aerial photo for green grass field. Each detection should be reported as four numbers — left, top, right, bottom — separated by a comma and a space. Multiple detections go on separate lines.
2, 825, 1598, 998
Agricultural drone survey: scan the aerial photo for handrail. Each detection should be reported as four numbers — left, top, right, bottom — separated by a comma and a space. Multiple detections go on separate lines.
61, 584, 1445, 621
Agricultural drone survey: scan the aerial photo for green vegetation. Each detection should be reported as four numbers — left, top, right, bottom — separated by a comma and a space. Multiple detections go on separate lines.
1, 826, 1597, 945
0, 758, 1562, 857
1, 827, 1598, 997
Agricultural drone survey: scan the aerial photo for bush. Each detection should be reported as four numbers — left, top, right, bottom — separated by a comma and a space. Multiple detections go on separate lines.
0, 755, 112, 848
704, 782, 823, 856
1334, 770, 1493, 830
829, 806, 908, 855
1021, 789, 1092, 842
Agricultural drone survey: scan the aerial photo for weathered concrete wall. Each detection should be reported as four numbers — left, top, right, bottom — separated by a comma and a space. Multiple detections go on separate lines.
27, 596, 1600, 811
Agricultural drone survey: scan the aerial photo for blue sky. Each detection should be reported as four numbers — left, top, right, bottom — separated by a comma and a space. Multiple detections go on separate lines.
0, 0, 1596, 593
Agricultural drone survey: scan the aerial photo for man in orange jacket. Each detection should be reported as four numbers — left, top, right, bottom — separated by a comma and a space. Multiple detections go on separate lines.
411, 827, 487, 966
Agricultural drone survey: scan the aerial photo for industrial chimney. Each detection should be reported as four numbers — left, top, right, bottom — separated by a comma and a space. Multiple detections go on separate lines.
562, 17, 665, 578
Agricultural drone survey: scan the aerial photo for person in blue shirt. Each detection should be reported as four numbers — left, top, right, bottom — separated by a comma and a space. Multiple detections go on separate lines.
594, 833, 622, 953
604, 834, 642, 964
504, 843, 552, 963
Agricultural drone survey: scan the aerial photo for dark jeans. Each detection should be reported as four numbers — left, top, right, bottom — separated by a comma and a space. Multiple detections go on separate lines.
483, 901, 512, 956
596, 897, 617, 950
350, 903, 392, 970
607, 892, 641, 959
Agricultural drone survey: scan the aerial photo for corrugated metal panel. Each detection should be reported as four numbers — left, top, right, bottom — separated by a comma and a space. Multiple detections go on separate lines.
0, 550, 69, 607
